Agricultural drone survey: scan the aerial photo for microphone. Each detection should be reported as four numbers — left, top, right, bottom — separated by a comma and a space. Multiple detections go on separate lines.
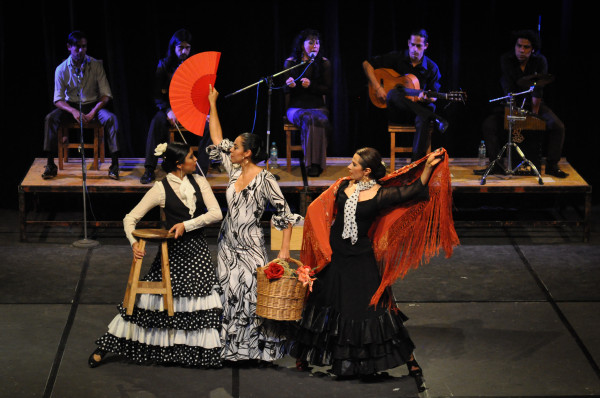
308, 52, 317, 61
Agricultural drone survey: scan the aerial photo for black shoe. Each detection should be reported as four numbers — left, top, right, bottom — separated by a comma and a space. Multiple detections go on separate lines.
474, 164, 504, 175
296, 359, 309, 371
360, 372, 391, 383
88, 348, 107, 368
140, 168, 155, 184
108, 164, 119, 180
435, 118, 449, 134
545, 166, 569, 178
42, 163, 58, 179
407, 357, 426, 392
307, 165, 322, 177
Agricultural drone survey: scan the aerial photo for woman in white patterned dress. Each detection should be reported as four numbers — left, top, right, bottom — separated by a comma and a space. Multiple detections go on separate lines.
207, 86, 302, 363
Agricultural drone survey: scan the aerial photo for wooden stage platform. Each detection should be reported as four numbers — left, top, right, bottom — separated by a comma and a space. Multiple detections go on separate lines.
19, 156, 592, 241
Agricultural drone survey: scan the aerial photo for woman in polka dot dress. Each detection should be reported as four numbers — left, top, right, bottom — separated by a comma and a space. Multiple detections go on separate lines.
89, 142, 224, 368
207, 86, 303, 363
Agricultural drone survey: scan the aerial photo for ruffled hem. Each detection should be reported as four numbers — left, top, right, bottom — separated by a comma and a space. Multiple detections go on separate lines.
272, 212, 304, 230
107, 316, 221, 348
206, 140, 234, 162
135, 290, 223, 312
95, 333, 222, 367
220, 318, 291, 362
289, 304, 415, 376
117, 303, 221, 331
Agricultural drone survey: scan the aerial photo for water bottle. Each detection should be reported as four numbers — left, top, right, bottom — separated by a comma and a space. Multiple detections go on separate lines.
478, 140, 487, 167
269, 141, 278, 168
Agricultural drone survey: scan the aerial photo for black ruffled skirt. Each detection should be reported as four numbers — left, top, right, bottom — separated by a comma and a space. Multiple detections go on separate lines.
289, 247, 415, 376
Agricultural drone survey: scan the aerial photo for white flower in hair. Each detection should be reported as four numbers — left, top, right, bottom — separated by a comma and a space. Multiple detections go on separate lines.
154, 143, 168, 157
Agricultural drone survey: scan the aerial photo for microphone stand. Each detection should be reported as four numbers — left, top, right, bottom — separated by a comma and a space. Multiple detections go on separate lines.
72, 64, 100, 248
480, 86, 543, 186
224, 60, 313, 180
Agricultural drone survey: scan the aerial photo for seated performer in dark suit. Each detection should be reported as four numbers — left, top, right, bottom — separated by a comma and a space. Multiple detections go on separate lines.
363, 28, 448, 162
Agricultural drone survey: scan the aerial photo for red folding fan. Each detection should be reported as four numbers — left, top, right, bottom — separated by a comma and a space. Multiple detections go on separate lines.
169, 51, 221, 135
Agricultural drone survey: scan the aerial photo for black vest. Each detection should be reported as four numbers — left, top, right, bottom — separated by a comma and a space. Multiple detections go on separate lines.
162, 175, 205, 230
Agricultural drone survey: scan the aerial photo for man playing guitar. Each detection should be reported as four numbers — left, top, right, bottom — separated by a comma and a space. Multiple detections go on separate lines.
363, 29, 449, 162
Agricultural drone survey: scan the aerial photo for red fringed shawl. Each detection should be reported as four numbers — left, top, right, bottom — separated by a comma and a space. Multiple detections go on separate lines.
300, 149, 459, 308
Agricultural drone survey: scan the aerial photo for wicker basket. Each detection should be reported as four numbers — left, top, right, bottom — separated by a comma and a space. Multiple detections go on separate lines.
256, 258, 308, 321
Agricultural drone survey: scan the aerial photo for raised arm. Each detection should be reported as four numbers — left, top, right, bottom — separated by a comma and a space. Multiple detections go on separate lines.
420, 149, 444, 185
208, 85, 223, 147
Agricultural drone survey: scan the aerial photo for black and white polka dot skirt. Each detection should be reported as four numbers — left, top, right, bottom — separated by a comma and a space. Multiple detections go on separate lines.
95, 232, 223, 367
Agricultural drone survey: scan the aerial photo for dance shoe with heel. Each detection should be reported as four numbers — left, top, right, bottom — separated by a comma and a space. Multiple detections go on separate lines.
407, 357, 426, 392
88, 348, 107, 368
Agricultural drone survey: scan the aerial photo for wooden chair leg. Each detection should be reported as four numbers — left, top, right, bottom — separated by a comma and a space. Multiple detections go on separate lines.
286, 130, 292, 172
99, 127, 105, 165
58, 127, 65, 170
123, 239, 146, 315
160, 241, 174, 316
92, 128, 99, 170
390, 132, 396, 172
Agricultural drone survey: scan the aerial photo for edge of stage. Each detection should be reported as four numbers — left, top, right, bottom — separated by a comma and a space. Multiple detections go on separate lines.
18, 156, 592, 241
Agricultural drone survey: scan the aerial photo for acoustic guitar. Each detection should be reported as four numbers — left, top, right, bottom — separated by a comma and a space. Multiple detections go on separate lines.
368, 68, 467, 108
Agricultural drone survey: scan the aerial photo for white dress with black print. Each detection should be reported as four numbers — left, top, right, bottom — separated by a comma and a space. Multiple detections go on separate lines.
208, 139, 303, 361
94, 174, 223, 367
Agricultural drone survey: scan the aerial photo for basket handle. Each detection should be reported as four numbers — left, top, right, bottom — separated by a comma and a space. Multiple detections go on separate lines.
274, 257, 304, 268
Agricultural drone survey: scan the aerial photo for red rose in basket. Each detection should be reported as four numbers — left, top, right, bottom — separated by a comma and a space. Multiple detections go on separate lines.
264, 261, 285, 280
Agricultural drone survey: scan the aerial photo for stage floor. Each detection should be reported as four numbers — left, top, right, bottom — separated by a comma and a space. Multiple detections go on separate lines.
1, 204, 600, 397
19, 156, 592, 241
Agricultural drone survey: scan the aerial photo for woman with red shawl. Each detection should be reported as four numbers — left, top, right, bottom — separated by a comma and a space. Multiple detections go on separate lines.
291, 147, 458, 390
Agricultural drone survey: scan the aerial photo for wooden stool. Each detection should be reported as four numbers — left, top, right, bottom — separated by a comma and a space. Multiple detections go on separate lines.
169, 126, 199, 153
57, 120, 105, 170
123, 229, 175, 316
284, 122, 303, 173
389, 123, 432, 171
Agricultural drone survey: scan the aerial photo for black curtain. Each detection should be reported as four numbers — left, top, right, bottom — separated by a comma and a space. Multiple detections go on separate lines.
2, 0, 595, 209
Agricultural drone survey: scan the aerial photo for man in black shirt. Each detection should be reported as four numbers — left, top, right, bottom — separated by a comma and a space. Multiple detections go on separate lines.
363, 29, 448, 162
478, 29, 567, 178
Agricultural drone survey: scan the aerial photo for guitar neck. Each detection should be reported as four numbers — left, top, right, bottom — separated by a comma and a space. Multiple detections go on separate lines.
403, 88, 447, 99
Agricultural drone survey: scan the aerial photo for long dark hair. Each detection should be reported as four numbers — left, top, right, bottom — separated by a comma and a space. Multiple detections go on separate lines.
165, 29, 192, 71
356, 147, 387, 180
288, 28, 324, 75
161, 142, 191, 173
239, 133, 268, 164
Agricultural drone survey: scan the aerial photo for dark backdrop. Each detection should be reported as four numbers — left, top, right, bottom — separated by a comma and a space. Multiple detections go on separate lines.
1, 0, 594, 208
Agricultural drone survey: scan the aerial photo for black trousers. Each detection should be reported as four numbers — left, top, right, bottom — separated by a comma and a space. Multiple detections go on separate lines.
386, 88, 438, 161
44, 104, 120, 155
144, 110, 212, 175
482, 104, 565, 168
